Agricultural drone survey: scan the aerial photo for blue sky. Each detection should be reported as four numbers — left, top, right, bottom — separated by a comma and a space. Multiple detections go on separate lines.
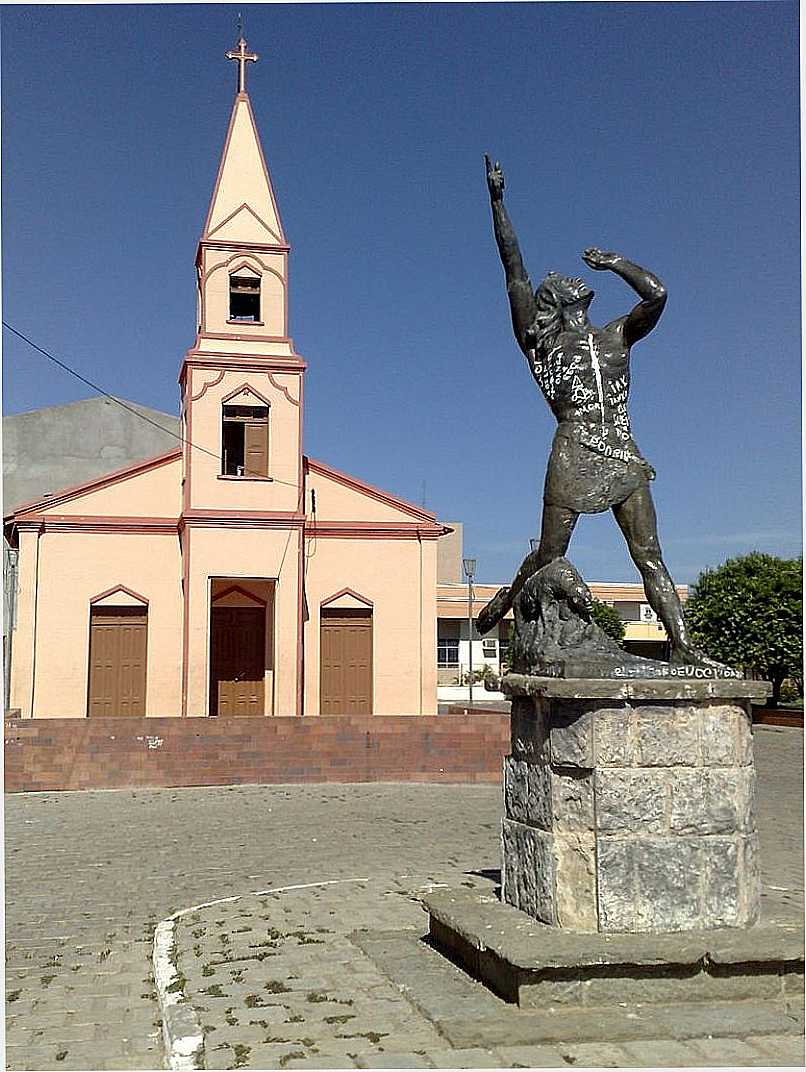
2, 2, 800, 585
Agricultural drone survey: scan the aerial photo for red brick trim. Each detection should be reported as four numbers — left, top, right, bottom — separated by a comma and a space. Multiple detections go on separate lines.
306, 521, 447, 540
180, 510, 304, 530
16, 515, 178, 534
200, 238, 291, 254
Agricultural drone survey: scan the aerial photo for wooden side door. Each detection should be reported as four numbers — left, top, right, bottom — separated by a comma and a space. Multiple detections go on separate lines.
87, 607, 147, 716
210, 605, 266, 716
320, 610, 373, 715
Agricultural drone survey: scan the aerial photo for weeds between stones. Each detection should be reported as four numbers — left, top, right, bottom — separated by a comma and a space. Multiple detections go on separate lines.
166, 974, 188, 997
232, 1043, 251, 1068
338, 1031, 388, 1044
279, 1052, 305, 1067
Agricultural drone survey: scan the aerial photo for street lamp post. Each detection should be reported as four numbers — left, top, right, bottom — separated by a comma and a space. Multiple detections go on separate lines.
462, 557, 476, 705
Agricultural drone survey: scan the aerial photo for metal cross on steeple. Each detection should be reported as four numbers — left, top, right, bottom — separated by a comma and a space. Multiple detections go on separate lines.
226, 33, 259, 95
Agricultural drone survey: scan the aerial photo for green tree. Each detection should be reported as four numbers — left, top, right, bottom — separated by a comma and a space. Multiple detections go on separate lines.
590, 600, 625, 646
685, 553, 803, 706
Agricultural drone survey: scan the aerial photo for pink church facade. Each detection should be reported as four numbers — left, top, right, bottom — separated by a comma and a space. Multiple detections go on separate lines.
6, 47, 447, 720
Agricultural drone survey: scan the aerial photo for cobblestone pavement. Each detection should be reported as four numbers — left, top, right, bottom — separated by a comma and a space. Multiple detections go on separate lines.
5, 725, 804, 1071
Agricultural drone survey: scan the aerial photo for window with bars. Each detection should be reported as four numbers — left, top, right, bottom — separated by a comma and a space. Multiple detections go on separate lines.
222, 404, 269, 477
437, 620, 460, 667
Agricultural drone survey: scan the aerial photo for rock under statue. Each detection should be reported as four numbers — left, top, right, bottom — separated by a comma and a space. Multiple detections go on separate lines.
478, 155, 730, 676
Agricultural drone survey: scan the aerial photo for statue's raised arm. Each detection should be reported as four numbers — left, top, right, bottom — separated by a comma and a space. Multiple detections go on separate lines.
581, 248, 667, 347
485, 155, 537, 358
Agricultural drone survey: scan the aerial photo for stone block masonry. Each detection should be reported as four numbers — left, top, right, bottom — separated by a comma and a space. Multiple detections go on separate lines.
501, 675, 771, 933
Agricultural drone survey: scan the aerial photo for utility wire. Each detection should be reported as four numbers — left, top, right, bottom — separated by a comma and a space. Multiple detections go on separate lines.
5, 318, 308, 587
3, 320, 302, 489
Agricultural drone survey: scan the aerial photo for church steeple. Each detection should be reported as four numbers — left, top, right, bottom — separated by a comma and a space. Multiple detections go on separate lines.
201, 37, 286, 247
181, 34, 305, 524
194, 35, 290, 346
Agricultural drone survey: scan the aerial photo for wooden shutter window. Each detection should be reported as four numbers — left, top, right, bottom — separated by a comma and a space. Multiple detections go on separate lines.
244, 417, 269, 478
221, 404, 269, 478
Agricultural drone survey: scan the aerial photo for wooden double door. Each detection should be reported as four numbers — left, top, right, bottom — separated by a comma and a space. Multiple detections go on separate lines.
320, 609, 373, 715
87, 606, 147, 716
209, 605, 266, 716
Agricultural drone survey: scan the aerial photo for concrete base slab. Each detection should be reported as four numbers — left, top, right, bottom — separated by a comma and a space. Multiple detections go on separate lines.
424, 888, 804, 1008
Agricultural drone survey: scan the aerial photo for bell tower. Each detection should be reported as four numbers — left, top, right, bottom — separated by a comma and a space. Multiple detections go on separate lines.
180, 35, 306, 516
196, 37, 291, 348
179, 36, 307, 720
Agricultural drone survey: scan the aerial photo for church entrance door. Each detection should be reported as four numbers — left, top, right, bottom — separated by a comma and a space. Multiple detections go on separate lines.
209, 605, 266, 716
320, 609, 373, 715
87, 606, 148, 716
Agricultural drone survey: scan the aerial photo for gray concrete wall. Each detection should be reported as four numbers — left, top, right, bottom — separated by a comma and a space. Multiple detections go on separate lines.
437, 522, 463, 583
3, 396, 180, 515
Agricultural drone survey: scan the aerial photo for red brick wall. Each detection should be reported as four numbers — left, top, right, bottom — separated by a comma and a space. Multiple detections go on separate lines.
4, 714, 510, 793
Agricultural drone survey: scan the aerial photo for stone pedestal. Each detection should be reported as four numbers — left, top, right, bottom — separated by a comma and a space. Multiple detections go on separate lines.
501, 675, 771, 933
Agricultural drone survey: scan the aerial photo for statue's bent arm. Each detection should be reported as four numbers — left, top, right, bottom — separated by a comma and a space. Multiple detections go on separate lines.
606, 256, 668, 347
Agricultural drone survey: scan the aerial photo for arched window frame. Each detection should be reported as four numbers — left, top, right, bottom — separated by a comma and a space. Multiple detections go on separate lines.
228, 266, 262, 323
220, 385, 272, 480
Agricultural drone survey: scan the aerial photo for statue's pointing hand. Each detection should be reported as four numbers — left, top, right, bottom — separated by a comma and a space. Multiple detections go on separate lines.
485, 154, 505, 201
582, 247, 621, 271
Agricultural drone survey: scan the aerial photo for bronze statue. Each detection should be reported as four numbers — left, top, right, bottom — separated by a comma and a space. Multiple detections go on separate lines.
478, 155, 713, 668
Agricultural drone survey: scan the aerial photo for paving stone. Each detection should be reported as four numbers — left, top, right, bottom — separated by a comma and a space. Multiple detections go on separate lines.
355, 1055, 432, 1068
747, 1033, 806, 1063
5, 732, 803, 1072
492, 1043, 569, 1067
560, 1041, 636, 1066
686, 1034, 797, 1066
285, 1058, 359, 1069
618, 1038, 705, 1066
426, 1048, 502, 1067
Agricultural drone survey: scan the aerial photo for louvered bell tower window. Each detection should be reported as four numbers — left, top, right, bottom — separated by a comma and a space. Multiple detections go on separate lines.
222, 405, 269, 477
229, 273, 261, 322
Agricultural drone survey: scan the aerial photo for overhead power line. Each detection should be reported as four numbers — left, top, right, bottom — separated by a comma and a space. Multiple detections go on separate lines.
2, 320, 301, 489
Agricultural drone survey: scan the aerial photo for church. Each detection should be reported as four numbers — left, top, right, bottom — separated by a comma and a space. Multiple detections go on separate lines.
6, 39, 448, 720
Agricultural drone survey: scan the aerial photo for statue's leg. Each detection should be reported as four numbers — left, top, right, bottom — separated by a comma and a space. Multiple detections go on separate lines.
477, 504, 579, 634
611, 485, 696, 661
